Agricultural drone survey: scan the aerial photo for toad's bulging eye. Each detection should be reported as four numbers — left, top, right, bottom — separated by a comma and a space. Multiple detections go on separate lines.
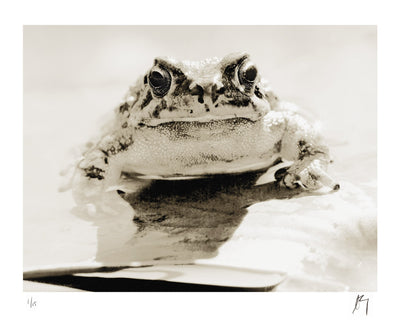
148, 67, 171, 97
238, 61, 258, 91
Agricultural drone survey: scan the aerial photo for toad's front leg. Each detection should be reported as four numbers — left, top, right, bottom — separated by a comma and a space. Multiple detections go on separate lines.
277, 112, 340, 191
71, 134, 135, 219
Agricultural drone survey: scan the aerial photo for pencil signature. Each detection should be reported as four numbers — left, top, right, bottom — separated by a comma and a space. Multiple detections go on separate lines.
352, 294, 369, 315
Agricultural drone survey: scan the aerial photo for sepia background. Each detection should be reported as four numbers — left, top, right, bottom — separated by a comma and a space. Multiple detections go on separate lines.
23, 26, 376, 291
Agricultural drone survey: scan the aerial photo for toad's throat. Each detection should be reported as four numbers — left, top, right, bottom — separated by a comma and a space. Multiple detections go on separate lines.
123, 115, 280, 177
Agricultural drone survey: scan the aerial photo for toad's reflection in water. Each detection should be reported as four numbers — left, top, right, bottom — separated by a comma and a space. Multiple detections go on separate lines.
81, 170, 304, 265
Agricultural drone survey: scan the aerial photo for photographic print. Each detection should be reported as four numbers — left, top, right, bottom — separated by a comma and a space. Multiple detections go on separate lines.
23, 25, 376, 292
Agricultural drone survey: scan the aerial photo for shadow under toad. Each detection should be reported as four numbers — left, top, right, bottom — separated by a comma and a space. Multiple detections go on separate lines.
91, 169, 306, 266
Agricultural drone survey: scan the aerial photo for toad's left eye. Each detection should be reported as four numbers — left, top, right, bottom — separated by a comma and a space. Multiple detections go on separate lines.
238, 61, 258, 91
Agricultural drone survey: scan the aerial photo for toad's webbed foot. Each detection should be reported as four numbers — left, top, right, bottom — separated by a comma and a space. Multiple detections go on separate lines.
276, 159, 339, 191
277, 112, 340, 192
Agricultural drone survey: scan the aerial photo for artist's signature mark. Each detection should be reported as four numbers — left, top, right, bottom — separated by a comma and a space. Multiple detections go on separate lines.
27, 297, 37, 309
352, 294, 369, 315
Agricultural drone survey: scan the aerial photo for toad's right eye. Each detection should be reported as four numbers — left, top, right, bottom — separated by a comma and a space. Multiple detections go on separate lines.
148, 67, 172, 97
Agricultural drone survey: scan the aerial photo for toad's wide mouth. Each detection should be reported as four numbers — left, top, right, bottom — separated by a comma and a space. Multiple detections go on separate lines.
139, 114, 261, 127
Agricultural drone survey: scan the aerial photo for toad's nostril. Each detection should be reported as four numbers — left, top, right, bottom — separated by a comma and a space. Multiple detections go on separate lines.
190, 84, 204, 96
211, 84, 225, 103
190, 84, 205, 104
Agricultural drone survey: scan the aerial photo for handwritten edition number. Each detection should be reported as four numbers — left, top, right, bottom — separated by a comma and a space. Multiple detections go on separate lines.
27, 297, 37, 308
